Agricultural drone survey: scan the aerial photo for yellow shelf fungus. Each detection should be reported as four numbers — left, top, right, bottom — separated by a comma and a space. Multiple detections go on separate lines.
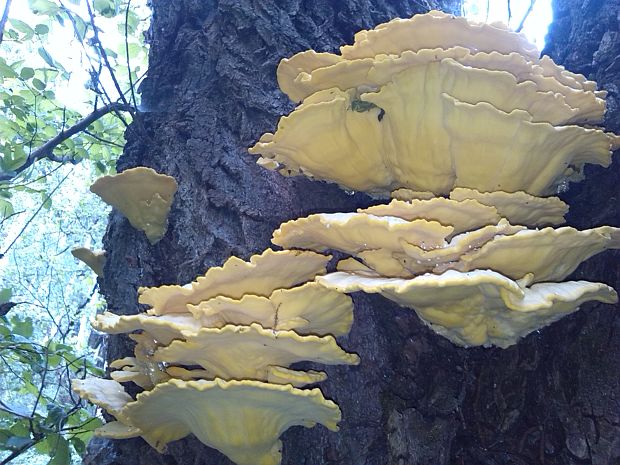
93, 312, 201, 346
280, 48, 604, 122
252, 9, 618, 197
139, 248, 331, 315
252, 10, 620, 349
71, 247, 106, 276
360, 197, 501, 233
187, 281, 353, 337
152, 323, 359, 382
316, 270, 617, 348
75, 10, 620, 464
434, 226, 620, 282
90, 167, 177, 244
250, 84, 613, 196
448, 189, 569, 227
272, 212, 453, 253
357, 220, 526, 277
76, 247, 356, 464
73, 378, 341, 465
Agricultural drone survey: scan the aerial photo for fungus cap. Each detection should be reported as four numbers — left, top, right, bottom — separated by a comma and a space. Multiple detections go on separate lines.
93, 311, 201, 345
436, 225, 620, 282
90, 167, 177, 244
356, 220, 526, 277
251, 81, 613, 196
71, 378, 133, 422
272, 212, 453, 253
187, 281, 353, 337
71, 248, 106, 276
121, 378, 341, 465
94, 421, 142, 439
359, 197, 501, 234
316, 270, 617, 347
152, 323, 359, 381
164, 365, 328, 388
280, 48, 603, 123
139, 249, 331, 315
448, 188, 568, 226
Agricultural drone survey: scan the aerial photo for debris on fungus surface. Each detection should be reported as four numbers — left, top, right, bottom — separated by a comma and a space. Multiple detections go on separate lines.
71, 247, 106, 276
251, 10, 620, 348
90, 167, 177, 244
74, 251, 356, 465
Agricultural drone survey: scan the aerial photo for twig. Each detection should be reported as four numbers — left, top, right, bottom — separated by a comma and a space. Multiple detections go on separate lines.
1, 169, 73, 256
516, 0, 537, 32
86, 0, 130, 109
84, 129, 124, 147
124, 0, 138, 110
0, 102, 132, 182
0, 439, 36, 465
0, 0, 12, 45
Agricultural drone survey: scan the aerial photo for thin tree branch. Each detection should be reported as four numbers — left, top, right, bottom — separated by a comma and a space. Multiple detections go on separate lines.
0, 439, 37, 465
86, 0, 130, 109
516, 0, 537, 32
1, 169, 72, 256
84, 129, 124, 147
124, 0, 138, 110
0, 0, 12, 45
0, 102, 132, 182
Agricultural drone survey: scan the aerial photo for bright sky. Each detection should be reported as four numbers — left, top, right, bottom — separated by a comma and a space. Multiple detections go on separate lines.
463, 0, 553, 50
9, 0, 149, 112
7, 0, 553, 113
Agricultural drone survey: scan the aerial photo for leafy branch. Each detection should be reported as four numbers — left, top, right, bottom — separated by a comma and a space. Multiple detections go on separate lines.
0, 102, 133, 183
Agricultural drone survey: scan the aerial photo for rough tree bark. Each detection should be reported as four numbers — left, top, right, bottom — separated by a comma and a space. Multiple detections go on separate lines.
84, 1, 619, 464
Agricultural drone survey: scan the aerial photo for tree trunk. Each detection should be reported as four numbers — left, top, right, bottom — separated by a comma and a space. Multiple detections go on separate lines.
84, 1, 619, 464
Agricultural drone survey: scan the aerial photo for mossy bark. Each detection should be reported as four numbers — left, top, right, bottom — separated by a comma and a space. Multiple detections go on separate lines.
85, 1, 619, 464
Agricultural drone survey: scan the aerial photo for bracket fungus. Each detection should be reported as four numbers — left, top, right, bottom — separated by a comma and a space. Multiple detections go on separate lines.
138, 248, 331, 315
71, 247, 106, 276
251, 11, 618, 197
249, 11, 620, 348
75, 10, 620, 465
90, 167, 177, 244
316, 270, 617, 348
74, 250, 356, 465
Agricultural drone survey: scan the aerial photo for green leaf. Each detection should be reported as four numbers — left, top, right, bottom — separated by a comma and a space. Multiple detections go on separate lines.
28, 0, 61, 15
11, 317, 33, 338
9, 19, 35, 39
94, 0, 117, 18
70, 436, 86, 455
20, 67, 35, 80
46, 434, 70, 465
32, 77, 46, 90
45, 404, 65, 429
71, 14, 88, 42
37, 47, 56, 69
0, 58, 18, 78
0, 199, 14, 218
35, 24, 50, 35
41, 193, 53, 210
0, 289, 11, 305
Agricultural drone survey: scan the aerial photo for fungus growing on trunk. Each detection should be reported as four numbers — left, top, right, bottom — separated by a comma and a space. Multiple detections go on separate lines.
250, 10, 619, 348
71, 247, 106, 276
76, 250, 356, 464
90, 167, 177, 244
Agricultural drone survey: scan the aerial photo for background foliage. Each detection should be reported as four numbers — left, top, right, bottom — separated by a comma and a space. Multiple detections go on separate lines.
0, 0, 148, 463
